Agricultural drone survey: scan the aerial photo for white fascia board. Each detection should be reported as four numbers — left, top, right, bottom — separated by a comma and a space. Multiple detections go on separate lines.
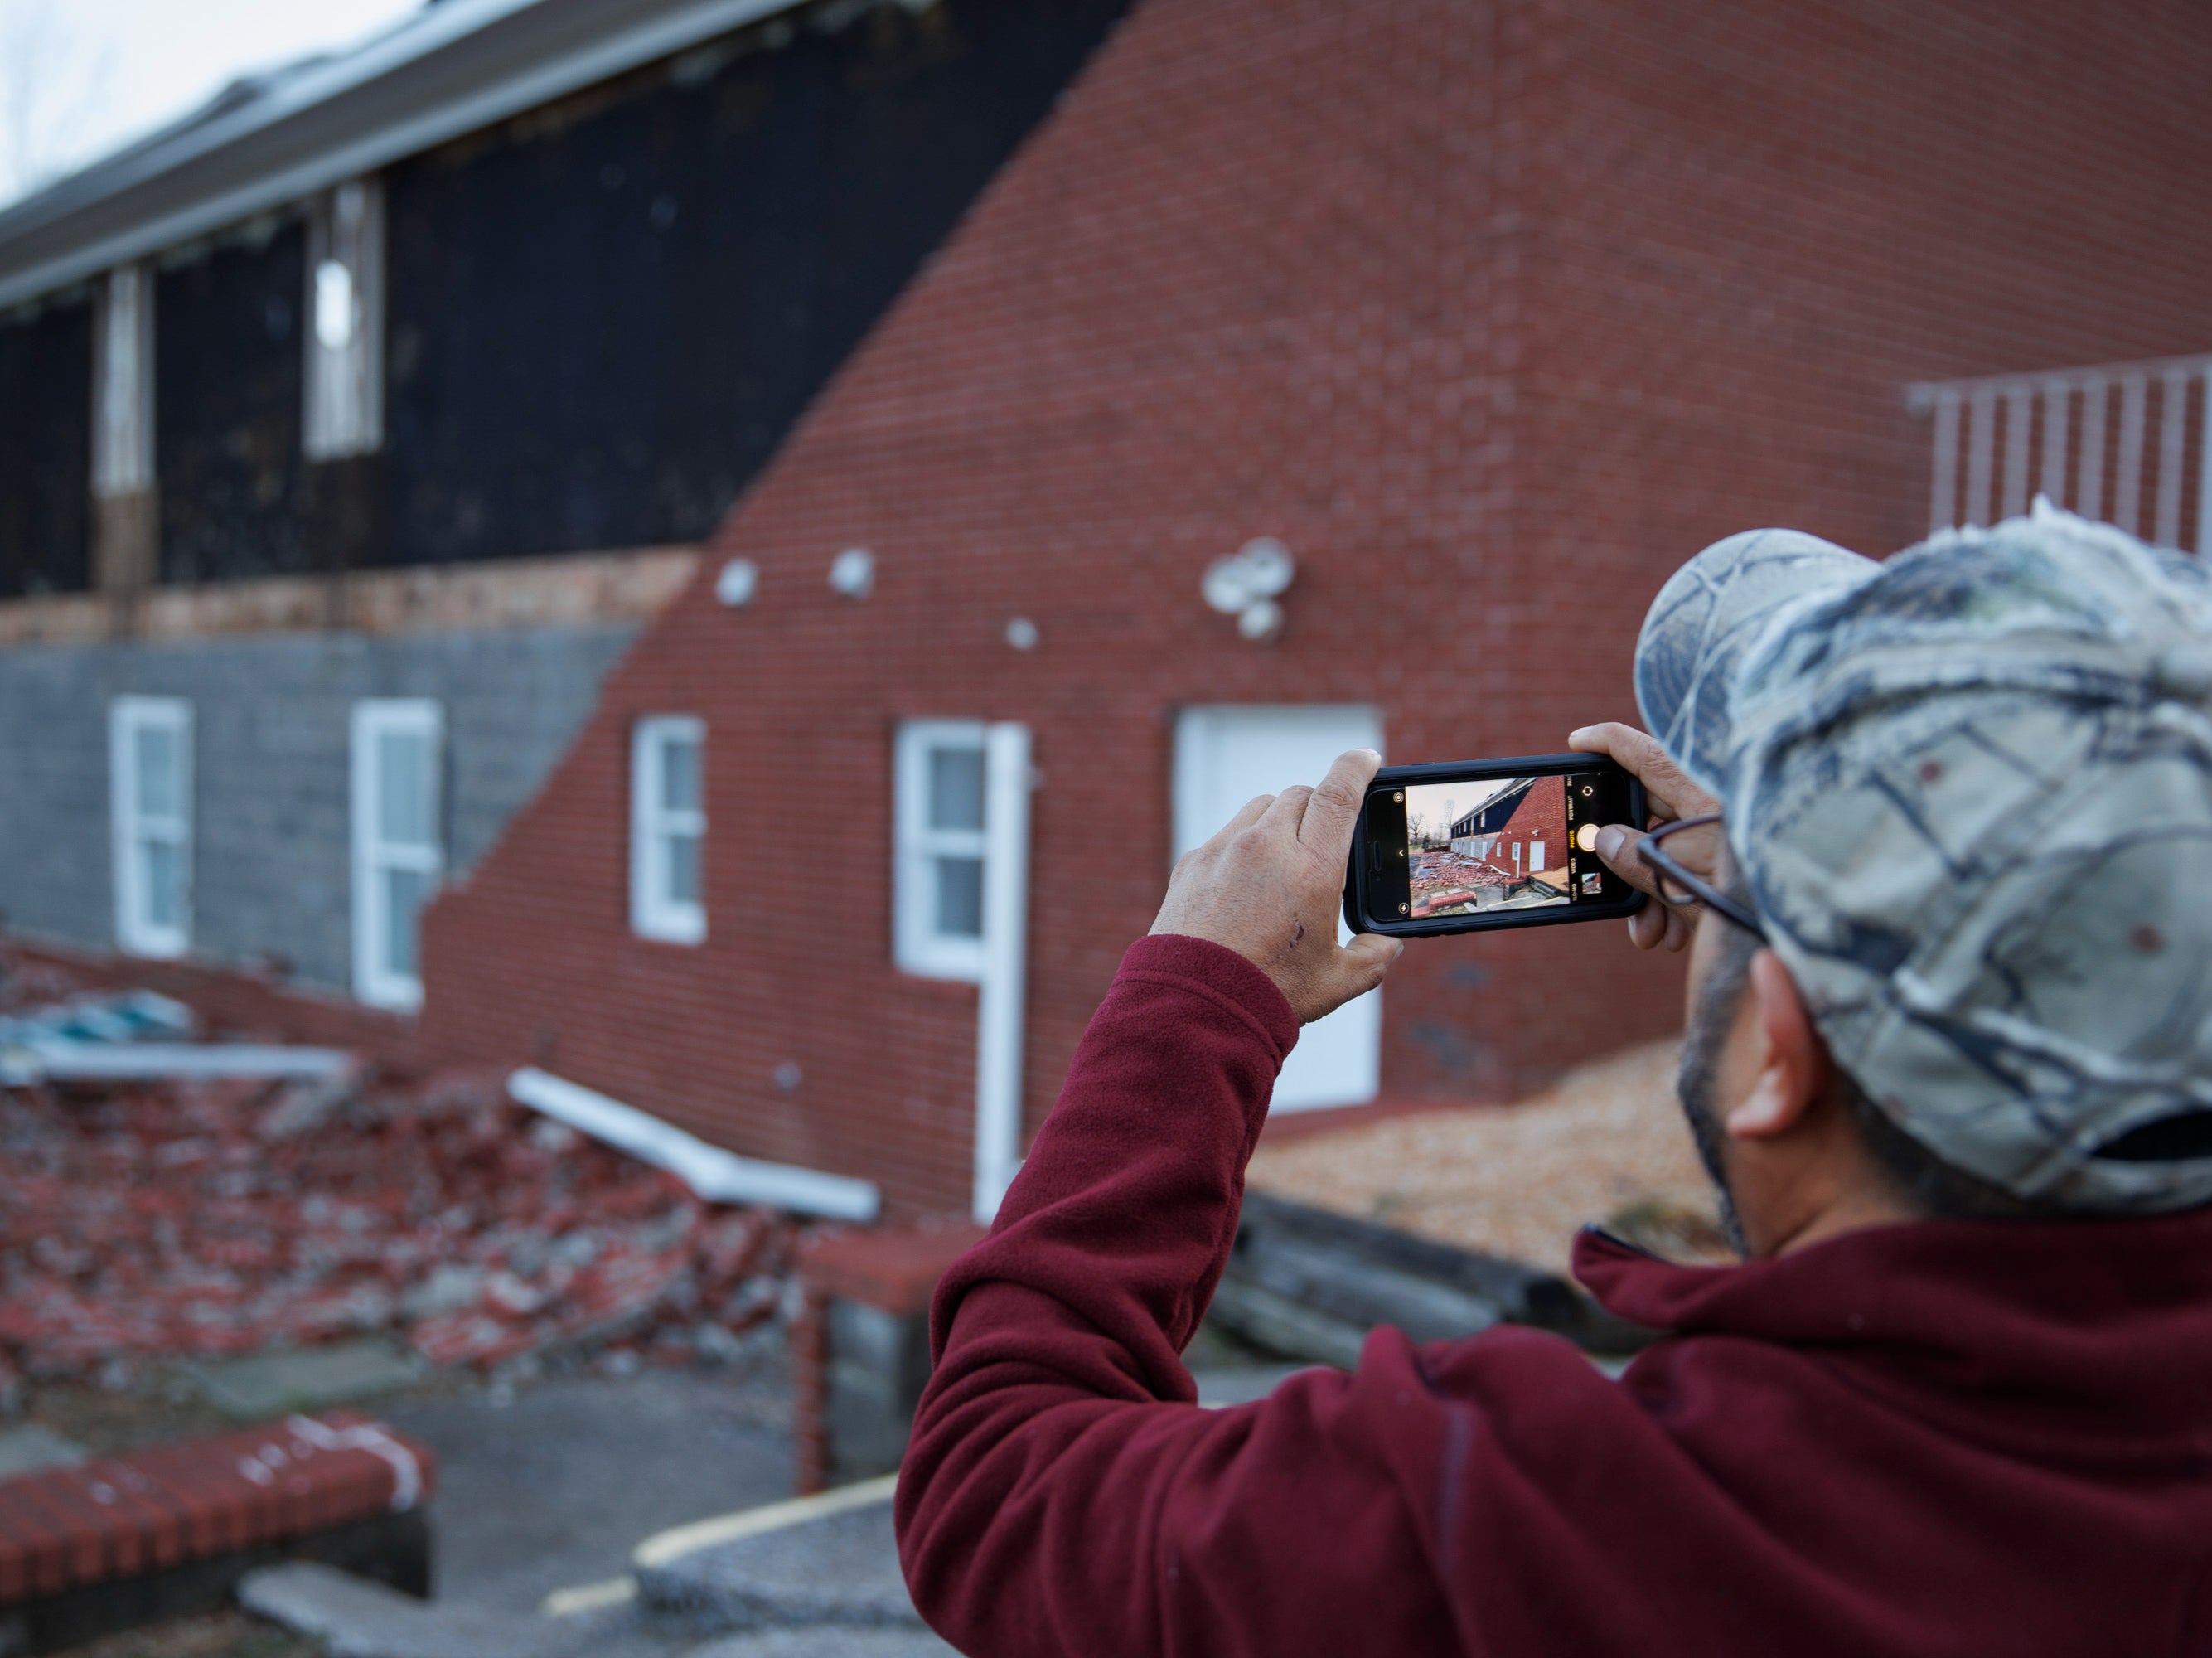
509, 1067, 881, 1223
0, 0, 805, 312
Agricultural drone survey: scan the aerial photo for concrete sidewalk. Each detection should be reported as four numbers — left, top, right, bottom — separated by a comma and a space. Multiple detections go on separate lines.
239, 1354, 1304, 1656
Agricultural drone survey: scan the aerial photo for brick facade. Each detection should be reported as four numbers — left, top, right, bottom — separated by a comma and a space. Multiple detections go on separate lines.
1487, 779, 1569, 884
420, 0, 2212, 1217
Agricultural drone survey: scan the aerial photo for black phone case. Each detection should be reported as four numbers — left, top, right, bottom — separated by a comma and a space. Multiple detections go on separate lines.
1342, 754, 1648, 938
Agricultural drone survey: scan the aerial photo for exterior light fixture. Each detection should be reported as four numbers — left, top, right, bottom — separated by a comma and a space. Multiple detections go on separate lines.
1005, 617, 1039, 651
829, 548, 875, 599
1202, 536, 1296, 640
714, 558, 758, 607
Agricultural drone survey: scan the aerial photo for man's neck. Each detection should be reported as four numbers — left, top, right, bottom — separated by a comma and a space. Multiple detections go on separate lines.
1745, 1168, 1924, 1259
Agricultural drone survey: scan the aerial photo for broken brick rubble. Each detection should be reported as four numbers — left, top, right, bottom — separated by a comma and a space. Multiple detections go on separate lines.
0, 950, 797, 1386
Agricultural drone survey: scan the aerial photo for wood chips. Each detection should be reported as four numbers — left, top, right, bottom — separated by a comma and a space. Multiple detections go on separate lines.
1247, 1040, 1732, 1277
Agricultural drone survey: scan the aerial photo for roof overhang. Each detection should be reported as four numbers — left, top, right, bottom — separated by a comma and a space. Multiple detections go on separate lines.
0, 0, 802, 313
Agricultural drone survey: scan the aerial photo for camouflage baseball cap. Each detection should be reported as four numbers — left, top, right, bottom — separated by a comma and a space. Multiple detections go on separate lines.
1634, 502, 2212, 1213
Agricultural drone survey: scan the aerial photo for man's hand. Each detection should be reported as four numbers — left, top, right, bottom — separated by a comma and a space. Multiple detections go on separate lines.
1150, 749, 1405, 1025
1568, 722, 1721, 954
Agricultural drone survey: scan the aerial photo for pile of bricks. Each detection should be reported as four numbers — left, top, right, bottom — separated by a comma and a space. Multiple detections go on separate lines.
0, 961, 796, 1389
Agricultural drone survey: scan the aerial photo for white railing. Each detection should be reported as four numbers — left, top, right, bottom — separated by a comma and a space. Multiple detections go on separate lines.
1909, 351, 2212, 550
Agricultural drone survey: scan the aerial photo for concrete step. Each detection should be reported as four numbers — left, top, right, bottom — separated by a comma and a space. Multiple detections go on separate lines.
688, 1631, 957, 1657
242, 1563, 562, 1658
636, 1497, 922, 1633
245, 1559, 958, 1658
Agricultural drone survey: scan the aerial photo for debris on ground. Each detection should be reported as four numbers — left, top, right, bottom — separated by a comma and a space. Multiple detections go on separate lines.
0, 951, 799, 1391
1248, 1039, 1732, 1275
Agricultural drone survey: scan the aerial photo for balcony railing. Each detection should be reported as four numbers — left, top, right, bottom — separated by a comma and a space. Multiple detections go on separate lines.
1909, 352, 2212, 551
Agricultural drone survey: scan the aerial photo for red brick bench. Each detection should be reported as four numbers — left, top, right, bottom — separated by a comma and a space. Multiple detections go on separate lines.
0, 1409, 434, 1654
791, 1223, 983, 1495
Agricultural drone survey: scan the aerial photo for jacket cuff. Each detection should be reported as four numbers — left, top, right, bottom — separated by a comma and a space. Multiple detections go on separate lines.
1116, 933, 1301, 1063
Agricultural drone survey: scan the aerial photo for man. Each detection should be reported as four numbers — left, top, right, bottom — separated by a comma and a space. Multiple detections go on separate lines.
895, 506, 2212, 1656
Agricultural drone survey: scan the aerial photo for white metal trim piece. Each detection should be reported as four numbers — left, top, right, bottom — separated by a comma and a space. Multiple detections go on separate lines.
303, 178, 386, 460
91, 266, 154, 497
972, 721, 1033, 1224
508, 1067, 880, 1221
630, 715, 708, 945
0, 1042, 351, 1086
349, 698, 444, 1011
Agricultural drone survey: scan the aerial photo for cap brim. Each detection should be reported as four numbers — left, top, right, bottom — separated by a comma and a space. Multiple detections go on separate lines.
1634, 529, 1881, 794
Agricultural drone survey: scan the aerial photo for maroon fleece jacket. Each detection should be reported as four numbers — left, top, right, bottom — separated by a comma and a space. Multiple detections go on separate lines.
895, 935, 2212, 1656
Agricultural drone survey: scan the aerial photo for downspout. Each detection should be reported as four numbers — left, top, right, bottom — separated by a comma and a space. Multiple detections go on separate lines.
973, 721, 1033, 1223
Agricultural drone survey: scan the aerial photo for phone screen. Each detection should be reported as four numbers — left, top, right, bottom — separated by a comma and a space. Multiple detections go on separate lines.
1367, 768, 1636, 922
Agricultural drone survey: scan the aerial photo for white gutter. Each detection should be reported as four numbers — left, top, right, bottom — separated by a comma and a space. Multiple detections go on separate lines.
0, 0, 806, 311
0, 1040, 354, 1087
972, 722, 1033, 1224
508, 1066, 879, 1222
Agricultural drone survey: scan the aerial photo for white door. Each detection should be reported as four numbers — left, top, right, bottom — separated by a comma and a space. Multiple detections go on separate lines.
1172, 705, 1384, 1112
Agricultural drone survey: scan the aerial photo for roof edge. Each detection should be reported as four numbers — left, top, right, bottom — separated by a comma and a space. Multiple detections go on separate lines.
0, 0, 802, 313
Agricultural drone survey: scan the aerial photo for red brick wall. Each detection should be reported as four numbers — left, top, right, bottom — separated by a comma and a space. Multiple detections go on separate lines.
1480, 778, 1568, 881
421, 0, 2212, 1217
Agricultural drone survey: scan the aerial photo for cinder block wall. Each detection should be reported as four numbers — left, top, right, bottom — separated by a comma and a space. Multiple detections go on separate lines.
0, 626, 636, 991
423, 0, 2212, 1218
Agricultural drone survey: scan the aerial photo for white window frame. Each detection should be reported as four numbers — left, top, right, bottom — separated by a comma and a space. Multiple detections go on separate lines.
304, 177, 385, 459
894, 720, 990, 982
631, 715, 707, 945
351, 699, 444, 1011
109, 696, 192, 958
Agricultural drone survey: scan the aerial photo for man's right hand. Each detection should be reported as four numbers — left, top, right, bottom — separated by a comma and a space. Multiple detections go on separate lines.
1568, 722, 1721, 953
1149, 749, 1403, 1025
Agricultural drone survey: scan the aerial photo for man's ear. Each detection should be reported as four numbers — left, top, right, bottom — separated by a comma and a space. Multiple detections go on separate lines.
1723, 949, 1827, 1142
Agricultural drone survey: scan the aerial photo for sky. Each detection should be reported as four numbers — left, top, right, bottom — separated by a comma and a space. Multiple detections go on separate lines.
0, 0, 426, 206
1404, 778, 1530, 843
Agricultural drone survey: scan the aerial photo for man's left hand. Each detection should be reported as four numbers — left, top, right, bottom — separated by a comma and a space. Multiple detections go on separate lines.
1150, 749, 1405, 1025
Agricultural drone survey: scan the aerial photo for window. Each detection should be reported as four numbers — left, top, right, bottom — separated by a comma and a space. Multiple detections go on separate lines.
895, 720, 990, 981
93, 264, 152, 497
631, 716, 706, 944
109, 697, 191, 957
304, 178, 385, 459
351, 700, 443, 1011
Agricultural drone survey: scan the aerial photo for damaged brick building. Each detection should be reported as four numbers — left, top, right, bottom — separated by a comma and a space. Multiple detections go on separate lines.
7, 0, 2212, 1224
0, 0, 1130, 1007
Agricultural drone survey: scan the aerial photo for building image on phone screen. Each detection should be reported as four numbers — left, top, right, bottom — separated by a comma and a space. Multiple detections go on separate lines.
1405, 778, 1572, 919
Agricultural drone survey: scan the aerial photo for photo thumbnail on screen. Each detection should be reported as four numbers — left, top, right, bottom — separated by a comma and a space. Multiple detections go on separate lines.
1398, 771, 1629, 919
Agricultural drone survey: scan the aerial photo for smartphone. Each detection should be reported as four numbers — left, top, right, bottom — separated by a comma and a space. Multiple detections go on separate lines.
1343, 754, 1648, 936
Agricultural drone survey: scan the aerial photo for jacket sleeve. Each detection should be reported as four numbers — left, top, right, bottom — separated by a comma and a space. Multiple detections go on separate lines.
894, 934, 1463, 1658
